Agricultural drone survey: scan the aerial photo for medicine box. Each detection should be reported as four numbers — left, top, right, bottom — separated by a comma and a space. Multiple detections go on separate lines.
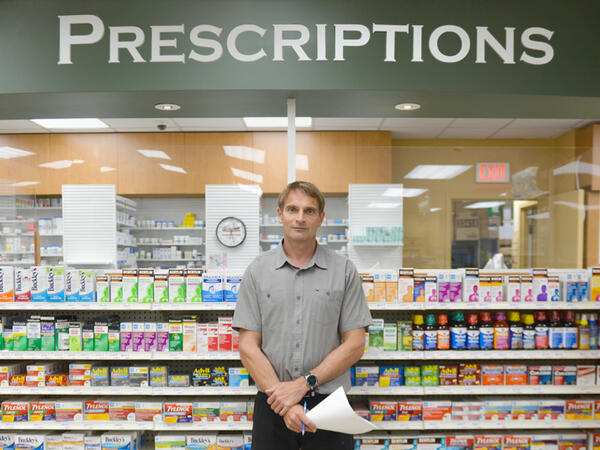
224, 273, 242, 302
228, 368, 249, 387
370, 400, 397, 421
202, 273, 223, 302
423, 401, 451, 421
385, 270, 398, 303
373, 271, 386, 303
565, 400, 593, 420
538, 400, 565, 420
397, 401, 422, 421
379, 366, 403, 387
168, 269, 186, 303
361, 273, 374, 302
511, 400, 538, 420
193, 401, 220, 423
484, 400, 512, 420
474, 435, 503, 450
355, 366, 379, 386
65, 270, 79, 302
505, 365, 527, 385
46, 266, 65, 302
138, 269, 154, 303
186, 269, 203, 303
122, 269, 138, 303
503, 436, 531, 450
398, 269, 414, 303
553, 366, 576, 385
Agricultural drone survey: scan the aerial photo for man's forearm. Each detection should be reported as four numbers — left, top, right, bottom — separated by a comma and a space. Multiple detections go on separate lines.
239, 342, 280, 392
309, 328, 365, 387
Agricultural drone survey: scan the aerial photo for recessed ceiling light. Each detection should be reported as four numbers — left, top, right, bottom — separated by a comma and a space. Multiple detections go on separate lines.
155, 103, 181, 111
0, 146, 35, 159
137, 149, 171, 160
430, 207, 441, 212
243, 117, 312, 129
31, 118, 108, 129
394, 103, 421, 111
159, 164, 187, 174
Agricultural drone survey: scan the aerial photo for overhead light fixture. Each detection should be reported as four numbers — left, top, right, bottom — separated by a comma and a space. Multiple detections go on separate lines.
31, 118, 108, 129
231, 168, 263, 183
159, 164, 187, 174
243, 117, 312, 129
405, 165, 472, 180
10, 181, 40, 187
39, 160, 73, 169
465, 201, 506, 209
137, 149, 171, 160
0, 146, 35, 159
368, 202, 401, 209
394, 103, 421, 111
154, 103, 180, 111
223, 146, 265, 164
296, 154, 309, 171
100, 166, 116, 173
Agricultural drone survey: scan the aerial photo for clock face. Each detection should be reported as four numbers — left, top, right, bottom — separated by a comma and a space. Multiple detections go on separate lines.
216, 216, 247, 248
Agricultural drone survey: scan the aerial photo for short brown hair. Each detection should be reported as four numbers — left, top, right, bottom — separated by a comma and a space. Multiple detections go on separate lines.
278, 181, 325, 214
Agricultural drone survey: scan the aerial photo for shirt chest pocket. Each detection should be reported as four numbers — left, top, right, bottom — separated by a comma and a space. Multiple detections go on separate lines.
258, 284, 287, 330
308, 287, 343, 327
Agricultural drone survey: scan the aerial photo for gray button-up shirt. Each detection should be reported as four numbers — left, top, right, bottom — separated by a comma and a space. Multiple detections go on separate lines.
232, 242, 372, 394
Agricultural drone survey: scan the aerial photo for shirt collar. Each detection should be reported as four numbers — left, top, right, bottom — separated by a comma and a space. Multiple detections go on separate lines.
274, 240, 329, 270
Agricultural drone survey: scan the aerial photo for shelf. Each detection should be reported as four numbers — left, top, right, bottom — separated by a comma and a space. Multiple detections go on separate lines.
0, 351, 241, 360
0, 207, 61, 211
366, 302, 600, 310
351, 242, 403, 246
0, 261, 34, 265
137, 243, 204, 247
0, 233, 34, 237
360, 350, 600, 360
117, 243, 137, 248
260, 223, 348, 227
132, 227, 205, 231
39, 233, 63, 237
0, 302, 236, 311
40, 254, 63, 258
0, 220, 34, 224
348, 386, 424, 395
373, 420, 600, 431
423, 385, 600, 395
0, 251, 34, 255
137, 258, 203, 262
327, 239, 348, 243
117, 222, 136, 228
0, 386, 258, 396
152, 302, 236, 310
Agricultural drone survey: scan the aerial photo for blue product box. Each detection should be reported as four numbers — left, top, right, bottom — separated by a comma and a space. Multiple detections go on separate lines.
228, 367, 249, 387
350, 367, 355, 385
379, 366, 404, 387
355, 366, 379, 386
65, 270, 79, 302
202, 274, 223, 302
224, 274, 242, 302
46, 267, 65, 302
577, 281, 588, 302
30, 266, 47, 302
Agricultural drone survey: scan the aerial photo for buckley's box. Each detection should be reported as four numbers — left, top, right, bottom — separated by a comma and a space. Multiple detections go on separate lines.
186, 434, 217, 450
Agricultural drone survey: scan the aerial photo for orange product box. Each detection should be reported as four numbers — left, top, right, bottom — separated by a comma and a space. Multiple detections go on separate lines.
505, 365, 527, 385
482, 365, 504, 385
55, 400, 83, 421
369, 400, 397, 421
9, 375, 25, 386
397, 401, 422, 421
84, 399, 110, 420
385, 271, 398, 303
29, 401, 56, 421
423, 401, 452, 421
595, 400, 600, 420
360, 273, 374, 302
164, 402, 193, 424
565, 400, 593, 420
446, 436, 474, 450
474, 435, 502, 450
373, 272, 386, 303
592, 433, 600, 450
2, 400, 28, 422
109, 400, 135, 421
46, 374, 68, 386
399, 269, 414, 303
503, 435, 531, 450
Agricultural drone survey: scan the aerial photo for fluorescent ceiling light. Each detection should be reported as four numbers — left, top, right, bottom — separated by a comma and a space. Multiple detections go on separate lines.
159, 164, 187, 174
0, 146, 35, 159
137, 149, 171, 160
39, 160, 73, 169
100, 166, 116, 173
382, 187, 428, 198
10, 181, 40, 187
404, 165, 472, 180
31, 118, 108, 129
243, 117, 312, 129
465, 201, 506, 209
296, 154, 309, 171
430, 207, 441, 212
368, 202, 401, 209
231, 168, 263, 183
223, 146, 265, 164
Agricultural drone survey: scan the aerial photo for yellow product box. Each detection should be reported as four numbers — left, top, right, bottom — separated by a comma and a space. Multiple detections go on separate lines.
373, 272, 386, 303
592, 267, 600, 302
385, 270, 398, 303
398, 268, 414, 303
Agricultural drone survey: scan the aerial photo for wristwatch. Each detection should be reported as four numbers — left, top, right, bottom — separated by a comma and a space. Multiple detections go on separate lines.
304, 373, 318, 391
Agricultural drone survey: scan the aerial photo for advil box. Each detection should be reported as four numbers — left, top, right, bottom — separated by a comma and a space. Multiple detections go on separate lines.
1, 401, 28, 422
163, 402, 193, 424
503, 436, 531, 450
474, 436, 503, 450
565, 400, 593, 420
379, 366, 403, 387
446, 436, 474, 450
397, 401, 423, 421
558, 434, 587, 450
369, 400, 397, 421
29, 401, 55, 421
84, 399, 110, 420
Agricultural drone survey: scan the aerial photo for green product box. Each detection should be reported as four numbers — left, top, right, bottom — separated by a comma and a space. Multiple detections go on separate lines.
383, 323, 397, 351
404, 366, 421, 386
169, 319, 183, 351
186, 269, 203, 302
0, 321, 4, 350
138, 269, 154, 303
94, 319, 109, 352
69, 322, 82, 352
27, 317, 41, 351
123, 269, 138, 303
110, 275, 123, 303
12, 318, 27, 351
108, 324, 120, 352
82, 323, 94, 351
368, 319, 384, 350
96, 275, 110, 302
155, 274, 169, 303
422, 365, 440, 386
168, 269, 186, 303
3, 327, 13, 351
398, 321, 413, 351
55, 319, 70, 351
40, 316, 55, 351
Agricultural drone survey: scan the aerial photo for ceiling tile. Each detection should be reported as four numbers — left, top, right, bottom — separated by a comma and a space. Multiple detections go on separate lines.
391, 129, 442, 139
313, 118, 382, 130
507, 119, 582, 129
381, 118, 454, 129
173, 118, 246, 130
490, 128, 570, 139
450, 118, 513, 128
438, 128, 498, 139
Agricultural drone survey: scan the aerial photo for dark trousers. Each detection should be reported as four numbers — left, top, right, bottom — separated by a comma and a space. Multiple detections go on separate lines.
251, 391, 354, 450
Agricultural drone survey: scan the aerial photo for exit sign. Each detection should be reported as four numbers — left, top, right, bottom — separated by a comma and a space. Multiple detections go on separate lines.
476, 163, 510, 183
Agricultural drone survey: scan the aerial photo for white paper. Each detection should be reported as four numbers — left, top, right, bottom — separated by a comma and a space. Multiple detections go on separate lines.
306, 386, 376, 434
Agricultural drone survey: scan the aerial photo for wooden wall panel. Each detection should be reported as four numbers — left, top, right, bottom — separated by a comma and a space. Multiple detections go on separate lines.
296, 132, 321, 186
355, 131, 392, 184
0, 134, 48, 194
252, 132, 287, 194
318, 132, 357, 193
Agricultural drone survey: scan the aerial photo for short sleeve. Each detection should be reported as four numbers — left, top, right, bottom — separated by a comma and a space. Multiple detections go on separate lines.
232, 263, 262, 333
338, 259, 373, 333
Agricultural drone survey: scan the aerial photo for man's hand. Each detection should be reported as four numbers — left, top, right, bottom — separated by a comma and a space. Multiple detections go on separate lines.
265, 377, 308, 416
283, 404, 317, 434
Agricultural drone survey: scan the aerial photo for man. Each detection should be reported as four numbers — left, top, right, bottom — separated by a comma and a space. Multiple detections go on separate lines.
232, 181, 372, 450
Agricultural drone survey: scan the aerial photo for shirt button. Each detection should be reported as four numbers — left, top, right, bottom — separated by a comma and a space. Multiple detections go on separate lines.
296, 343, 300, 348
297, 296, 300, 300
296, 320, 300, 325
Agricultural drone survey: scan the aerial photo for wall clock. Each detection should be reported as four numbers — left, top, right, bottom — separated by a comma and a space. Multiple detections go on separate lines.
216, 216, 247, 248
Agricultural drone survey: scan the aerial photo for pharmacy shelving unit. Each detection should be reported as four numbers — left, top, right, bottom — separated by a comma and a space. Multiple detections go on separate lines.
116, 195, 137, 267
131, 226, 205, 268
0, 217, 36, 265
259, 221, 349, 257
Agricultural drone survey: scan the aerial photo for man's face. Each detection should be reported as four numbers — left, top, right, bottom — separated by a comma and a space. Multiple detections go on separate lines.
277, 189, 324, 243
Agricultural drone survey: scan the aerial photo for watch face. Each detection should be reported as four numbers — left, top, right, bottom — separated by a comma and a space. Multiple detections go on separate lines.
306, 374, 318, 388
216, 216, 247, 248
